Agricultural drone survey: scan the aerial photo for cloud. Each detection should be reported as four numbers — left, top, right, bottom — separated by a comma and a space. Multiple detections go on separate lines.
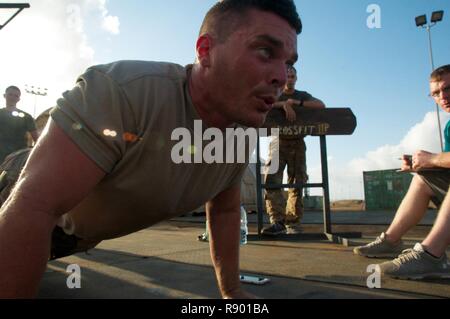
309, 111, 450, 200
101, 14, 120, 35
0, 0, 120, 117
96, 0, 120, 35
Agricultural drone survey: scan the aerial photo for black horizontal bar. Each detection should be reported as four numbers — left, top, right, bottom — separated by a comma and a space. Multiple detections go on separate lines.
262, 108, 357, 136
0, 3, 30, 9
261, 183, 324, 189
0, 4, 30, 30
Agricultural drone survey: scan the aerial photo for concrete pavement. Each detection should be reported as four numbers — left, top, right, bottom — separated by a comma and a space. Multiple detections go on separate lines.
38, 217, 450, 299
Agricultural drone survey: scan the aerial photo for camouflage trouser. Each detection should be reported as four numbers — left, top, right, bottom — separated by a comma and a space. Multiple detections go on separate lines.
264, 138, 307, 225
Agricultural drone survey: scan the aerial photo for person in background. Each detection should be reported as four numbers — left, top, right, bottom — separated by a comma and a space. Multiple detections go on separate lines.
0, 86, 38, 163
354, 64, 450, 280
263, 66, 325, 236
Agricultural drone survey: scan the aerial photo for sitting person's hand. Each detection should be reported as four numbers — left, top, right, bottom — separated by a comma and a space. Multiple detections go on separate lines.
412, 150, 438, 170
400, 155, 413, 172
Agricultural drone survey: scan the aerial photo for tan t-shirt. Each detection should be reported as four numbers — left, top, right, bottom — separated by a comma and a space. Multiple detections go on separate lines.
51, 61, 248, 241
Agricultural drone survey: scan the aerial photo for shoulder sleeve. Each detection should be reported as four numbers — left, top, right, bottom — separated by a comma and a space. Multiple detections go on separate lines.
445, 121, 450, 152
50, 67, 135, 173
297, 91, 314, 101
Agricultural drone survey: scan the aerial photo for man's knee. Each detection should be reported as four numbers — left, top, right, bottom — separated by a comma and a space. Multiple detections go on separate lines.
411, 175, 434, 196
437, 191, 450, 214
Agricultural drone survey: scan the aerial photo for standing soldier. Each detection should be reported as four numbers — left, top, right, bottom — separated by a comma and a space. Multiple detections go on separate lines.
0, 86, 39, 163
263, 66, 325, 236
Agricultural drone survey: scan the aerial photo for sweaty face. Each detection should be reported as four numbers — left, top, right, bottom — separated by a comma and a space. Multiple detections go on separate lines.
430, 73, 450, 113
4, 88, 21, 107
207, 9, 298, 128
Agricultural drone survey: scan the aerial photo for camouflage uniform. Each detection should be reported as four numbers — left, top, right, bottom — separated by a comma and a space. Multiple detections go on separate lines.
264, 90, 315, 226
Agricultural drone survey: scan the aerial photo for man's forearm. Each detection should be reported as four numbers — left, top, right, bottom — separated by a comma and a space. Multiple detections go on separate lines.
276, 99, 326, 110
0, 199, 56, 298
273, 101, 285, 109
434, 152, 450, 168
0, 120, 106, 298
303, 99, 326, 109
207, 208, 241, 297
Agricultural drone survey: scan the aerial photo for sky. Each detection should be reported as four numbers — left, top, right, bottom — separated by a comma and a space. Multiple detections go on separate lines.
0, 0, 449, 200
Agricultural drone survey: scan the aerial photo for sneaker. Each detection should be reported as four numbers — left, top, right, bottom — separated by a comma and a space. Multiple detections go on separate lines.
379, 243, 450, 280
353, 233, 407, 258
262, 222, 286, 236
286, 224, 303, 235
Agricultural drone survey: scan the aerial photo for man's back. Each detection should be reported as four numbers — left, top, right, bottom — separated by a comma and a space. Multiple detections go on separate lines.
52, 60, 247, 241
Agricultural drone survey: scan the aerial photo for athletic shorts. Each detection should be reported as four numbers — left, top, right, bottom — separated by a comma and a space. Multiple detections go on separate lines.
418, 169, 450, 208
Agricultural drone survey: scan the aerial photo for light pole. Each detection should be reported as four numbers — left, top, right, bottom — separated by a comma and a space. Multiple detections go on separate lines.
0, 3, 30, 31
25, 85, 48, 118
415, 10, 445, 152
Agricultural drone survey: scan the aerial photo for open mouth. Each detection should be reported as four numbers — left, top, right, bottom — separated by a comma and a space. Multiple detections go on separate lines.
257, 96, 276, 110
262, 97, 276, 105
256, 100, 274, 113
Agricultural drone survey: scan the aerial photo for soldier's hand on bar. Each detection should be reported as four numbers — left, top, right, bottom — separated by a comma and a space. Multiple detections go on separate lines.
283, 101, 296, 123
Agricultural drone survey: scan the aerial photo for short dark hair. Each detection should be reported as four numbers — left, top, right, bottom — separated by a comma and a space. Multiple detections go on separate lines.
200, 0, 302, 42
430, 65, 450, 82
5, 86, 21, 94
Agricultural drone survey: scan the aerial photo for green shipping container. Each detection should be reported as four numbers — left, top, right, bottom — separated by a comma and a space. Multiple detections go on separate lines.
303, 196, 324, 211
364, 170, 413, 211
